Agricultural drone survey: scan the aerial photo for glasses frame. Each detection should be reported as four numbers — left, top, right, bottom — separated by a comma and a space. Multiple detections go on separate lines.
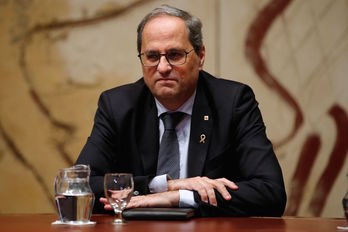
138, 49, 194, 67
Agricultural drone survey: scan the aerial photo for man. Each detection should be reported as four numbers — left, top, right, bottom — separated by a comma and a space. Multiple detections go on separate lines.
76, 5, 287, 217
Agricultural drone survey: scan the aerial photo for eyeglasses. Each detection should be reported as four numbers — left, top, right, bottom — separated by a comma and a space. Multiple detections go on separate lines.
138, 49, 194, 67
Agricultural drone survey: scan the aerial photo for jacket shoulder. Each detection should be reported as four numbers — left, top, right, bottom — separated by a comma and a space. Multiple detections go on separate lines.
102, 78, 146, 100
98, 78, 153, 116
199, 71, 255, 102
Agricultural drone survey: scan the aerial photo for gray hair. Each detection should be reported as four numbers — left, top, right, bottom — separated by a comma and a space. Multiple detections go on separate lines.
137, 5, 203, 55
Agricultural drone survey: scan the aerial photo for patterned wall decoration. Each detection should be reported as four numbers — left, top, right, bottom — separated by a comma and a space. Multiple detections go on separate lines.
244, 0, 348, 217
0, 0, 347, 217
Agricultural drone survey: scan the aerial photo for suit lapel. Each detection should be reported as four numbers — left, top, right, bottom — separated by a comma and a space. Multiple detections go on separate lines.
187, 77, 213, 177
136, 92, 159, 176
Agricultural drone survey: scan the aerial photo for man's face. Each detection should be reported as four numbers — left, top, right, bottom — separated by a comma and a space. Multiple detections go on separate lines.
140, 15, 205, 110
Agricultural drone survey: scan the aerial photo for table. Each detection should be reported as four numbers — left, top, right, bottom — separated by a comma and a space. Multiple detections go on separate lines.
0, 214, 346, 232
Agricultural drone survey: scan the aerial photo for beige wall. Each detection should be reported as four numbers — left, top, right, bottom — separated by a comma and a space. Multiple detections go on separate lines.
0, 0, 347, 217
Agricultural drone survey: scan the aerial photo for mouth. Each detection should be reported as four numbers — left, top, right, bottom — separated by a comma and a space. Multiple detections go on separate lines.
156, 78, 178, 84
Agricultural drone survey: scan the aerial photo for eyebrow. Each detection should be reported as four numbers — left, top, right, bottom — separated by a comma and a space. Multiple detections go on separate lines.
144, 48, 185, 53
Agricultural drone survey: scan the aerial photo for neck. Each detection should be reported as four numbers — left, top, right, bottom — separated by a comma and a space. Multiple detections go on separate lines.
157, 98, 185, 111
156, 89, 196, 112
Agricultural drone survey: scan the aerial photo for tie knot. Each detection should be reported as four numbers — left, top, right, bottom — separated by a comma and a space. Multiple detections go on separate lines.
161, 112, 185, 130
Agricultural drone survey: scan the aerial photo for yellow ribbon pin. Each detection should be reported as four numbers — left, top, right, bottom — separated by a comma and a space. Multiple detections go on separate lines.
200, 134, 206, 144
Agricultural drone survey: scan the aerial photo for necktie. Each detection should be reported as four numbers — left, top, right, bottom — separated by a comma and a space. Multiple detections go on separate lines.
156, 112, 185, 179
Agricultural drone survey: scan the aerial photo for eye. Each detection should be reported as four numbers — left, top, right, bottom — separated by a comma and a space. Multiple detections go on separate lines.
145, 52, 159, 62
167, 50, 184, 61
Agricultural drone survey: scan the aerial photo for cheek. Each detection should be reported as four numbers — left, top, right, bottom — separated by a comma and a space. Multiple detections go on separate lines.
178, 67, 199, 87
142, 69, 155, 84
180, 59, 199, 75
186, 61, 200, 78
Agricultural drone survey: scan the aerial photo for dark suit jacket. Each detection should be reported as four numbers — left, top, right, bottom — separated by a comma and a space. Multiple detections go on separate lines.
76, 70, 287, 216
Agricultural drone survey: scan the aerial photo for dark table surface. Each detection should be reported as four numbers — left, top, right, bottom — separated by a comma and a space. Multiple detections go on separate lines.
0, 213, 346, 232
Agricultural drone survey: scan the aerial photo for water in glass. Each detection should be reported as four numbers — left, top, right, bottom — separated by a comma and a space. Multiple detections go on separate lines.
104, 173, 134, 224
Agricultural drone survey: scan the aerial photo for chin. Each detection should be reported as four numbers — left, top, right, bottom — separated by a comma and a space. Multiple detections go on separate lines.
159, 92, 177, 100
156, 85, 177, 94
155, 89, 178, 100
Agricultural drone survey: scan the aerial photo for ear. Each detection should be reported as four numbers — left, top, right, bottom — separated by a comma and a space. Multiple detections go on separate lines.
198, 46, 205, 70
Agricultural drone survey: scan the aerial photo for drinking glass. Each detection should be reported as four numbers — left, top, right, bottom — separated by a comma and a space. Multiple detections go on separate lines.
104, 173, 134, 224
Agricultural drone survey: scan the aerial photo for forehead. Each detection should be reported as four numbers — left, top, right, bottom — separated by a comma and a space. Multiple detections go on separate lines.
141, 15, 190, 51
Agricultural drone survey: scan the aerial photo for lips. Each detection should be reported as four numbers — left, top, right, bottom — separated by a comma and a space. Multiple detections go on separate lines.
156, 78, 178, 84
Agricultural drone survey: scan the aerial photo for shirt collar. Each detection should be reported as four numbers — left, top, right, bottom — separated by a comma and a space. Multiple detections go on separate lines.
155, 90, 196, 117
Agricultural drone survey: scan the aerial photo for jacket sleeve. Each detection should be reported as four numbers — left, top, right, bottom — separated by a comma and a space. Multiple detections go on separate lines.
194, 85, 287, 217
75, 91, 152, 213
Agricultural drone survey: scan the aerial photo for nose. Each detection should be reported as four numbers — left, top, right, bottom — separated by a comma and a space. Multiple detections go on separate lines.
157, 55, 172, 73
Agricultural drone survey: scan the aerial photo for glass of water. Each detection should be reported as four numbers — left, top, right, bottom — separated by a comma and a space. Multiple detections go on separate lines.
104, 173, 134, 224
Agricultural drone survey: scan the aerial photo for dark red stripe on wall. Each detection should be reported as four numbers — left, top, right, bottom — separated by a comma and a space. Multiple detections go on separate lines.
245, 0, 303, 148
309, 105, 348, 216
285, 134, 321, 215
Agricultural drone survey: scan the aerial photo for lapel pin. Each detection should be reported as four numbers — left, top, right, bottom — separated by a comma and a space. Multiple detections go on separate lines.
204, 115, 209, 121
200, 134, 206, 144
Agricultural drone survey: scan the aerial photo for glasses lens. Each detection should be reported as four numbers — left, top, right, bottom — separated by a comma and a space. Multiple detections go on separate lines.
142, 52, 159, 66
167, 50, 186, 65
140, 49, 190, 67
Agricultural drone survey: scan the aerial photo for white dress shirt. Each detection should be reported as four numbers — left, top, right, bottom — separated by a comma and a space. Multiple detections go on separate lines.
148, 91, 198, 208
